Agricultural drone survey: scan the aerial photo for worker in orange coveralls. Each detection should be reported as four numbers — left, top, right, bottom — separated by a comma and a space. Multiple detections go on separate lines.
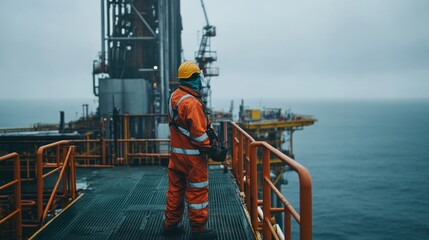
163, 61, 227, 240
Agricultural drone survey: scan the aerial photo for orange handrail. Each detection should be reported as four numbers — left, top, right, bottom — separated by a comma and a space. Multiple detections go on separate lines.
118, 139, 170, 165
230, 122, 312, 240
0, 152, 22, 240
71, 139, 109, 166
231, 122, 256, 215
231, 122, 255, 191
41, 146, 75, 224
36, 140, 77, 225
250, 141, 312, 240
71, 139, 170, 166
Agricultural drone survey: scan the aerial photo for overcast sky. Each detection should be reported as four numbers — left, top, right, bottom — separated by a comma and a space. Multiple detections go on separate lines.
1, 0, 428, 100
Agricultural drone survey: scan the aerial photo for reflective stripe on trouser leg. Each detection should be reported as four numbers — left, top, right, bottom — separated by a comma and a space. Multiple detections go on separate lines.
188, 180, 208, 189
186, 162, 209, 232
188, 201, 208, 209
187, 200, 209, 232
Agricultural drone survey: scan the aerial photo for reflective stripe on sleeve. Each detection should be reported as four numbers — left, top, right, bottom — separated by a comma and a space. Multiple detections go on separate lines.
188, 180, 208, 188
178, 126, 191, 137
178, 126, 208, 143
188, 201, 209, 210
171, 147, 200, 155
192, 132, 208, 142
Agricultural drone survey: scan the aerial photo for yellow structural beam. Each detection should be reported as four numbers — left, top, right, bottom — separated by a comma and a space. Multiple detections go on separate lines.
241, 118, 316, 130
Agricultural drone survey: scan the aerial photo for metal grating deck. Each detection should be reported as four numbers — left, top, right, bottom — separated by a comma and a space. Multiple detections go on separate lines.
32, 166, 255, 240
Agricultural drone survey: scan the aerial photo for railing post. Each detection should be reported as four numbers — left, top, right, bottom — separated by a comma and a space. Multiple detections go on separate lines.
70, 146, 77, 199
56, 145, 60, 166
245, 137, 251, 214
86, 135, 90, 156
100, 118, 107, 165
262, 147, 272, 240
250, 143, 259, 232
62, 145, 68, 197
299, 168, 312, 240
232, 126, 237, 178
238, 132, 244, 192
13, 154, 22, 240
101, 138, 106, 165
123, 115, 129, 165
36, 149, 44, 223
285, 210, 291, 240
61, 145, 67, 165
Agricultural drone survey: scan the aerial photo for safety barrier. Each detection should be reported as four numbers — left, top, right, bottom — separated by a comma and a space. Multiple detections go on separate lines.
120, 114, 170, 165
231, 122, 312, 240
71, 139, 108, 166
0, 153, 22, 240
231, 122, 255, 212
251, 142, 312, 240
118, 139, 170, 165
36, 141, 77, 225
231, 122, 255, 185
71, 139, 170, 166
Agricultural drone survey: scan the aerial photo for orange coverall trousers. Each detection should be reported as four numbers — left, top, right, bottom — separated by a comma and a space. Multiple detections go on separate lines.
164, 152, 209, 232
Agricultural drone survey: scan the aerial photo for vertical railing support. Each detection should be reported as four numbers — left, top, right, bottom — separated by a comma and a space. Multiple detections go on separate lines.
262, 148, 272, 240
238, 132, 244, 192
299, 167, 313, 240
101, 138, 106, 165
56, 145, 60, 166
14, 154, 22, 240
70, 151, 77, 199
232, 126, 238, 178
250, 144, 259, 232
36, 149, 44, 222
285, 210, 291, 240
123, 114, 129, 165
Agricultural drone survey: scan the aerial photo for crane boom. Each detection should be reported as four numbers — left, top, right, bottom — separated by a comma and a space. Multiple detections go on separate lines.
195, 0, 219, 109
200, 0, 210, 26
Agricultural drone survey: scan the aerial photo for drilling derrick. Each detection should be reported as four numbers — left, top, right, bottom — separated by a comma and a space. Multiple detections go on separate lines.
92, 0, 182, 138
195, 0, 219, 108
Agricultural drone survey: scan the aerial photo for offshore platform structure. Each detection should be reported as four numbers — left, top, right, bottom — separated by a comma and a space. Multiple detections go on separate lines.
92, 0, 182, 139
0, 2, 314, 239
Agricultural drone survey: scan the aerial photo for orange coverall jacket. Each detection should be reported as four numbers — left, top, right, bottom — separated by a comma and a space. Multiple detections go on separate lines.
164, 86, 211, 232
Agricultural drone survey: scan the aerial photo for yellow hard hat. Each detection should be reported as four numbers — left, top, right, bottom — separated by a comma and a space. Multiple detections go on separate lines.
178, 61, 201, 79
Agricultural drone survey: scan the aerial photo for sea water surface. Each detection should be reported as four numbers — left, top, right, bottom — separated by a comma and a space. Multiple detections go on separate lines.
215, 99, 429, 240
0, 98, 98, 128
1, 98, 429, 239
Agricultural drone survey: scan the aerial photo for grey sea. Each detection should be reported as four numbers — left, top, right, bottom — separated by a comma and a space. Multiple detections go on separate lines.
1, 98, 429, 239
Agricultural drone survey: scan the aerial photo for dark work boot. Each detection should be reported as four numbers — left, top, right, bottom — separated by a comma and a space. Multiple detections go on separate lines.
190, 229, 218, 240
163, 224, 184, 236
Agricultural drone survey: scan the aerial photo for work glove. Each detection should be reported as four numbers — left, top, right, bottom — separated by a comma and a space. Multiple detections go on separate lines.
208, 142, 228, 162
206, 126, 228, 162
